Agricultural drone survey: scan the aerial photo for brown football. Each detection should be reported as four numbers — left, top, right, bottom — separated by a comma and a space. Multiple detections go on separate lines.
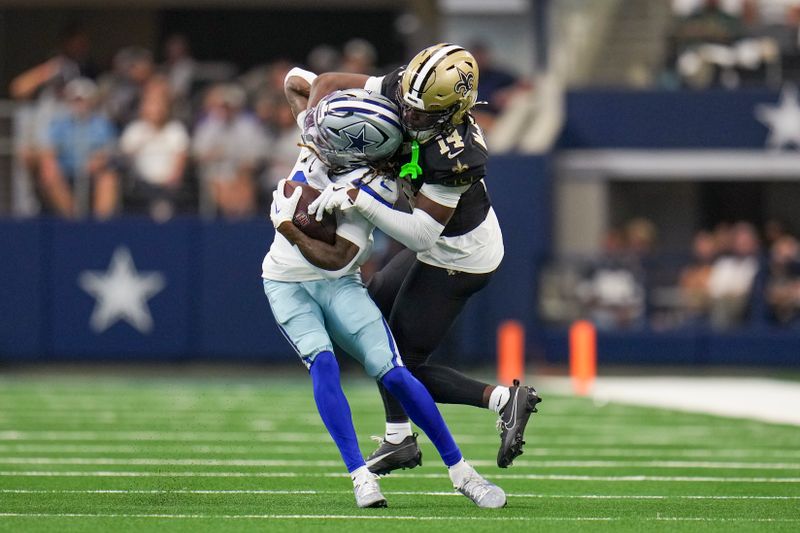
283, 181, 337, 245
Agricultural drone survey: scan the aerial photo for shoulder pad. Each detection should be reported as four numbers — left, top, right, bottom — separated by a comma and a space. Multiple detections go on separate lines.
418, 119, 488, 185
381, 67, 404, 102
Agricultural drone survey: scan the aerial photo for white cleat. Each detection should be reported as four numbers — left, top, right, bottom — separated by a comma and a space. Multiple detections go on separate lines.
352, 471, 388, 508
453, 465, 507, 509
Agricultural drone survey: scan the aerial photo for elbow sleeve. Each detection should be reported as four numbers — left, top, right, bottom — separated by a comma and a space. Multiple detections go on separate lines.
353, 192, 443, 253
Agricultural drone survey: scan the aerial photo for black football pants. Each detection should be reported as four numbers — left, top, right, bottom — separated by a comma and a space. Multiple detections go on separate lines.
367, 248, 495, 423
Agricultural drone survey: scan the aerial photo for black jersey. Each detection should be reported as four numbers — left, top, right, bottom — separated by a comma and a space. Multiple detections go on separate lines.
379, 67, 491, 237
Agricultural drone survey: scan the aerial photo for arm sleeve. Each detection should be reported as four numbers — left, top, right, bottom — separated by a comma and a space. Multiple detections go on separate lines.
418, 182, 470, 208
364, 75, 384, 93
352, 191, 445, 253
335, 209, 371, 251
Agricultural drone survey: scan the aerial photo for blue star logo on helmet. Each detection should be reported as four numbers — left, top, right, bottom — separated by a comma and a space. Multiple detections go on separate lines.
343, 124, 377, 153
454, 67, 474, 97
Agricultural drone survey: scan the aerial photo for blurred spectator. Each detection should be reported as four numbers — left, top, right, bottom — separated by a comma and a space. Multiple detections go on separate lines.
259, 96, 302, 194
624, 217, 659, 257
712, 221, 735, 253
9, 23, 96, 102
341, 38, 378, 74
763, 217, 789, 247
468, 41, 532, 132
192, 84, 267, 218
100, 47, 155, 128
160, 34, 196, 123
119, 90, 190, 222
161, 34, 196, 102
307, 44, 342, 74
240, 59, 292, 103
678, 230, 718, 320
766, 234, 800, 324
707, 221, 761, 329
674, 0, 746, 49
669, 0, 785, 88
575, 225, 648, 330
38, 78, 119, 219
10, 24, 96, 214
470, 41, 519, 115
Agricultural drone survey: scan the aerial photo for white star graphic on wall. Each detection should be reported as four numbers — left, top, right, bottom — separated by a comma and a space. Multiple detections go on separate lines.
755, 84, 800, 150
79, 246, 166, 334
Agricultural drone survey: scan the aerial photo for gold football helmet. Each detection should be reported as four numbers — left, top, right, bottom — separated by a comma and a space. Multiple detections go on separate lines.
398, 43, 479, 142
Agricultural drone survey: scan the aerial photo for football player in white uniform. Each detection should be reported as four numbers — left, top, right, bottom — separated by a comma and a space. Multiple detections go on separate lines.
308, 44, 541, 474
261, 68, 506, 509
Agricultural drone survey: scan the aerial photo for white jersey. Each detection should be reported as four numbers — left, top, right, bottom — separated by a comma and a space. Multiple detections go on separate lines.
405, 180, 504, 275
417, 205, 504, 275
262, 148, 398, 282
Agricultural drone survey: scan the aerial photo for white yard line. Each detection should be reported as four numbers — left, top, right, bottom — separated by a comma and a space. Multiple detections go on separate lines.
1, 489, 798, 500
1, 471, 798, 482
0, 457, 798, 469
0, 512, 601, 522
0, 512, 796, 523
0, 430, 777, 446
2, 444, 798, 459
543, 376, 800, 426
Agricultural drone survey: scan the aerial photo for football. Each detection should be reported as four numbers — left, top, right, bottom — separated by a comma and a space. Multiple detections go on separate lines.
283, 180, 338, 245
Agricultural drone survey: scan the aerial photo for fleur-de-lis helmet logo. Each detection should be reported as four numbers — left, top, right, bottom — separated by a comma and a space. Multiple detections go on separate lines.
454, 67, 474, 97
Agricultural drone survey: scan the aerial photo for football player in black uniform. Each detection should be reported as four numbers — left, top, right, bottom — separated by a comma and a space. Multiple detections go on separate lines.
308, 43, 541, 474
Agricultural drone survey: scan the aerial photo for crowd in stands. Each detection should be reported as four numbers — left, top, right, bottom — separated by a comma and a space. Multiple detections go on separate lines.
540, 219, 800, 331
8, 26, 524, 222
10, 26, 295, 220
667, 0, 800, 88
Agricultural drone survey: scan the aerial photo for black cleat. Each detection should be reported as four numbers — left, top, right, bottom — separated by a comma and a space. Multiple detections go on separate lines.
496, 380, 541, 468
365, 433, 422, 475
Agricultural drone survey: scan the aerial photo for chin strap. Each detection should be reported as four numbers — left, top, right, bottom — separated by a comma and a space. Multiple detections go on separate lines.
399, 140, 422, 180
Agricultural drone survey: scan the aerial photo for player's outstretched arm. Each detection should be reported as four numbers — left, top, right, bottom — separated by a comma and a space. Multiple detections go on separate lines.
284, 67, 317, 119
311, 182, 459, 253
308, 72, 370, 108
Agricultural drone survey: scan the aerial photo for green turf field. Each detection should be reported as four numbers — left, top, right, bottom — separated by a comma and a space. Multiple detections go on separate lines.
0, 374, 798, 532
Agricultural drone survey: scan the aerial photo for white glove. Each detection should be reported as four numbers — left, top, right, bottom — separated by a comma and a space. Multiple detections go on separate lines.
270, 179, 303, 229
308, 182, 356, 222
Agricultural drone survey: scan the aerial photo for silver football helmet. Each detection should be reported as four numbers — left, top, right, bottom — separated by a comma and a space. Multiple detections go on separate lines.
303, 89, 402, 171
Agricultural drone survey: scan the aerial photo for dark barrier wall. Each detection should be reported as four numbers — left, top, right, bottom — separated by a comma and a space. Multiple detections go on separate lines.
560, 88, 779, 149
1, 217, 290, 363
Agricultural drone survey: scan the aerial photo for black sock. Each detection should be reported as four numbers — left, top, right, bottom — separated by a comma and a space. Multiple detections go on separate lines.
377, 364, 490, 422
414, 364, 489, 408
377, 380, 409, 423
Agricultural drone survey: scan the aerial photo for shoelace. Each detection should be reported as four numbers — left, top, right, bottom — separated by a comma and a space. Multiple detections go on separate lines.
354, 474, 381, 498
457, 472, 493, 503
369, 435, 385, 445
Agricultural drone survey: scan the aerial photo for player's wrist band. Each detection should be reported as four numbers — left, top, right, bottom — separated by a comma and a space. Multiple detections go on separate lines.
284, 67, 318, 87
